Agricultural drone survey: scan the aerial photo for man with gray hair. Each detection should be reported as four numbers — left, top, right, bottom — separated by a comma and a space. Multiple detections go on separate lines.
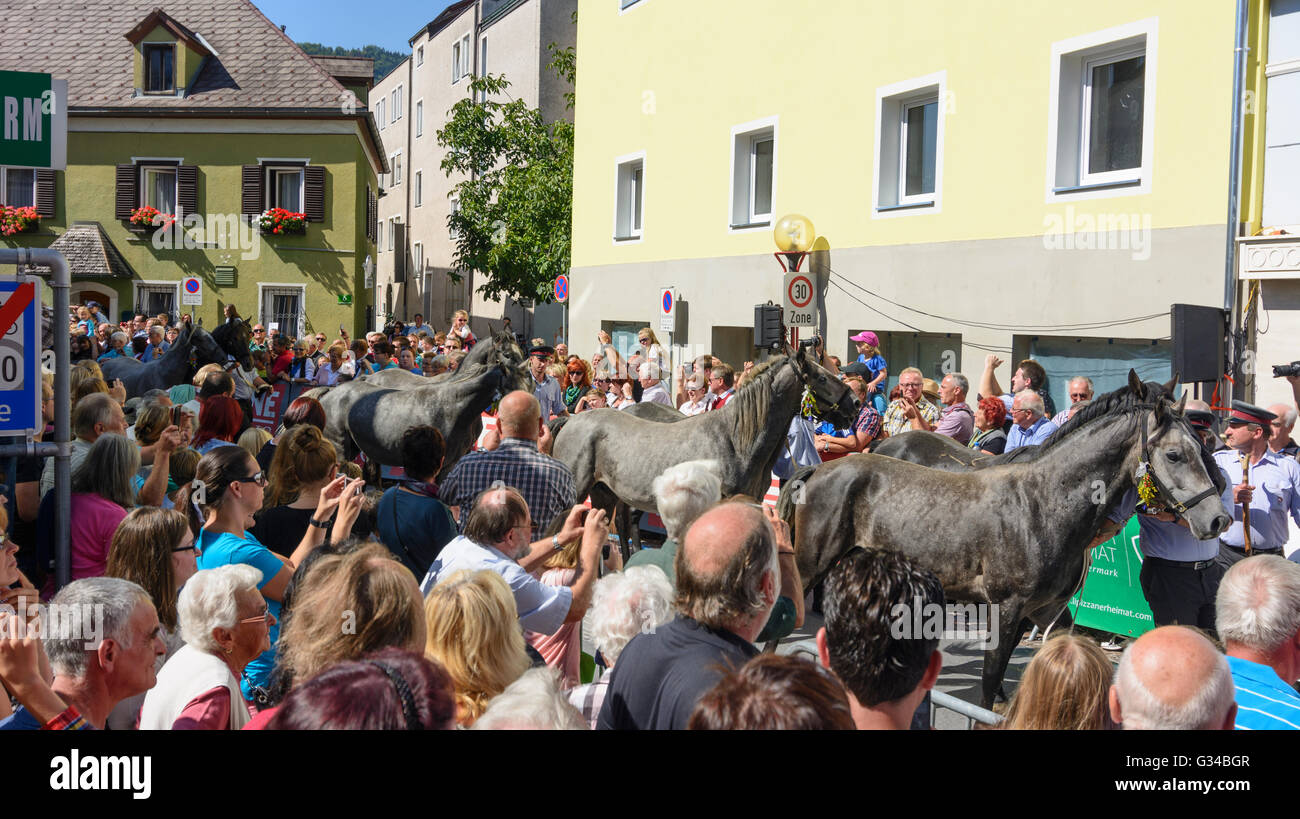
39, 392, 127, 500
1005, 389, 1057, 453
568, 565, 675, 728
598, 502, 780, 730
1108, 625, 1237, 730
0, 577, 165, 730
638, 361, 672, 407
1216, 555, 1300, 729
1267, 402, 1300, 460
932, 372, 973, 444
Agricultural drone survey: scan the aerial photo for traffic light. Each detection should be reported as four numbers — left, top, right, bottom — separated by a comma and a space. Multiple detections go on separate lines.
754, 303, 783, 350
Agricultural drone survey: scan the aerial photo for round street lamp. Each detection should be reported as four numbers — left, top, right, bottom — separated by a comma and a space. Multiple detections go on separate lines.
773, 213, 815, 272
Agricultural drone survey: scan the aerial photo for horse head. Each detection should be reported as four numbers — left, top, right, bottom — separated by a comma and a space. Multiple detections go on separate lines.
1128, 369, 1231, 541
793, 345, 858, 429
210, 311, 253, 370
189, 325, 231, 370
489, 330, 532, 394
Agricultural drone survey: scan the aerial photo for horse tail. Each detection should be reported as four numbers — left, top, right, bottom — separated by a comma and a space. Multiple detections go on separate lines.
777, 463, 819, 540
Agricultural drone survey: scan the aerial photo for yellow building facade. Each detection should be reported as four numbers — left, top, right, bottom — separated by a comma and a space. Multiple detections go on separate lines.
570, 0, 1259, 408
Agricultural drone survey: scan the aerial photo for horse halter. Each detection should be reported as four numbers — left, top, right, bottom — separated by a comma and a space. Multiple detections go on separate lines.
1136, 411, 1219, 516
788, 356, 854, 421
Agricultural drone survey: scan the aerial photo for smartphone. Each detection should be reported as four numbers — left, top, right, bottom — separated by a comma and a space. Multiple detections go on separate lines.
170, 405, 183, 427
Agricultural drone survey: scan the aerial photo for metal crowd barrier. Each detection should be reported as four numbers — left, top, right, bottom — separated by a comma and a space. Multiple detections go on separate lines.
930, 690, 1004, 729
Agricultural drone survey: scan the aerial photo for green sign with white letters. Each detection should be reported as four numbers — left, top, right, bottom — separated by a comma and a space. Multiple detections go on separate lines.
0, 71, 67, 170
1068, 518, 1155, 638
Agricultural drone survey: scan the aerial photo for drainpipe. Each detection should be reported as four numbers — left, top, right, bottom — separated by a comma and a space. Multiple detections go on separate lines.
1224, 0, 1249, 399
0, 249, 71, 588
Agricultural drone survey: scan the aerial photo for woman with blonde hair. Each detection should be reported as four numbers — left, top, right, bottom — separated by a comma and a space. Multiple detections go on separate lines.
636, 327, 665, 377
237, 426, 271, 463
252, 425, 340, 557
1002, 633, 1117, 730
424, 569, 531, 727
448, 309, 476, 352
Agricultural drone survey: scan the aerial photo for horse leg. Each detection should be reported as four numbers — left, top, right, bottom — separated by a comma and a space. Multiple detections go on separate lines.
980, 601, 1030, 710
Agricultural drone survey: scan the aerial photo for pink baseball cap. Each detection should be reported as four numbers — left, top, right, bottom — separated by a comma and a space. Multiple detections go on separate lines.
850, 331, 879, 346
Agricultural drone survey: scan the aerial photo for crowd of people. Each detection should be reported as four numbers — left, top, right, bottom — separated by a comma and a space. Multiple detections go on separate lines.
4, 305, 1300, 731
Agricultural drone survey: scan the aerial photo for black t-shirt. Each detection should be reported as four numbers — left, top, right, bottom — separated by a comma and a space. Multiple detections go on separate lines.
596, 616, 758, 730
251, 505, 316, 558
374, 487, 458, 578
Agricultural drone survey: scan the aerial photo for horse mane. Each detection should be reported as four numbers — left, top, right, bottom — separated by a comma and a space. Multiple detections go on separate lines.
727, 357, 785, 447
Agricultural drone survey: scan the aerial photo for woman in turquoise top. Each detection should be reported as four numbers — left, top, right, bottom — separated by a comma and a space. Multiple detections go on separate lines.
179, 446, 366, 703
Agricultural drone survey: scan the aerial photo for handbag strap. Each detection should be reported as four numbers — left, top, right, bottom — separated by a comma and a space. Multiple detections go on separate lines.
388, 490, 429, 576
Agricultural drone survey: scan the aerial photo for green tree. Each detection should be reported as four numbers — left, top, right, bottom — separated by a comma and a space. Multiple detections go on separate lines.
437, 44, 575, 304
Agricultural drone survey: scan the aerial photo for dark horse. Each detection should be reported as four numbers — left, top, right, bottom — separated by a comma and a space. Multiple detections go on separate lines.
553, 346, 857, 518
99, 318, 229, 399
780, 371, 1230, 708
312, 332, 530, 483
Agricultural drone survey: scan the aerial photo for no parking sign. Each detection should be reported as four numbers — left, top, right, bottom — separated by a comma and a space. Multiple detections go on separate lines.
182, 276, 202, 306
659, 287, 675, 333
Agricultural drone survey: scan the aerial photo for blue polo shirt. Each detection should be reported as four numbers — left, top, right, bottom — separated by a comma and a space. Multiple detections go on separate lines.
1226, 655, 1300, 730
1213, 448, 1300, 551
1107, 483, 1230, 562
1005, 416, 1057, 453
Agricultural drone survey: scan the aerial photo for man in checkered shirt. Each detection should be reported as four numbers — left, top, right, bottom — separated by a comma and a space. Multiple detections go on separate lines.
440, 390, 577, 540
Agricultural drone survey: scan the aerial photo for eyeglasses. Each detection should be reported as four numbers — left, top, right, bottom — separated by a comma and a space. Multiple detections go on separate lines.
172, 542, 198, 554
900, 382, 922, 389
1069, 392, 1090, 400
253, 329, 264, 334
239, 607, 272, 625
234, 472, 268, 487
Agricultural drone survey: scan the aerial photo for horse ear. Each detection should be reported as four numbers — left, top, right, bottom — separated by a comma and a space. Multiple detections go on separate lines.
1162, 373, 1180, 393
1173, 392, 1187, 414
1127, 369, 1144, 398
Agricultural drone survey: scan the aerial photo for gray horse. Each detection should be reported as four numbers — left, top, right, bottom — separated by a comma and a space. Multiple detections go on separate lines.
313, 332, 530, 482
782, 371, 1230, 708
360, 338, 502, 389
99, 319, 229, 399
552, 347, 857, 518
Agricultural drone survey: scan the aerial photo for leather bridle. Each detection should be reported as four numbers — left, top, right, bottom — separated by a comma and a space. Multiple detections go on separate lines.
1137, 411, 1220, 515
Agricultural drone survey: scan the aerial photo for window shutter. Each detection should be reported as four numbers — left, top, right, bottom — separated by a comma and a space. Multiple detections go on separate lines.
241, 165, 263, 215
115, 163, 137, 219
304, 166, 326, 222
177, 165, 198, 216
394, 222, 406, 283
367, 188, 377, 242
34, 169, 55, 218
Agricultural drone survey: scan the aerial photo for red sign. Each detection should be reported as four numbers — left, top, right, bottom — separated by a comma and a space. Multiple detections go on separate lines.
787, 274, 813, 309
251, 383, 290, 431
0, 282, 34, 339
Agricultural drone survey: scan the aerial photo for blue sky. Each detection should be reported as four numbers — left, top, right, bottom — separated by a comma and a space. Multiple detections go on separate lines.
252, 0, 458, 53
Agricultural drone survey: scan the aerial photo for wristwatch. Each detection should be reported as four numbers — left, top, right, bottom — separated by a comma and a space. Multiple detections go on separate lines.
552, 534, 562, 551
309, 517, 330, 529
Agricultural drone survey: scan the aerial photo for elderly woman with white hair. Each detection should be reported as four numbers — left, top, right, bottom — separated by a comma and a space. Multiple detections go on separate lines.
623, 460, 722, 583
566, 566, 675, 728
139, 564, 274, 730
96, 331, 130, 363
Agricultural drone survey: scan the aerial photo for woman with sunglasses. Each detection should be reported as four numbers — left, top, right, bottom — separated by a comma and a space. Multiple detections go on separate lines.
105, 507, 197, 729
637, 328, 665, 377
180, 446, 364, 702
448, 310, 477, 352
139, 564, 271, 730
562, 357, 592, 414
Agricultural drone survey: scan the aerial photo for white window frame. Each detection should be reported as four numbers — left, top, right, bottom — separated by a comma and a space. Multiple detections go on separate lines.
449, 195, 461, 240
376, 98, 386, 130
415, 99, 424, 138
0, 167, 37, 207
1046, 18, 1157, 202
728, 116, 777, 233
133, 280, 180, 319
263, 165, 306, 213
412, 241, 424, 276
388, 217, 397, 252
416, 45, 425, 67
872, 71, 945, 218
377, 218, 384, 251
391, 87, 401, 122
478, 36, 489, 103
452, 34, 471, 83
613, 151, 645, 243
257, 282, 307, 340
390, 151, 402, 187
414, 170, 423, 207
138, 163, 179, 213
1078, 46, 1147, 187
619, 0, 646, 13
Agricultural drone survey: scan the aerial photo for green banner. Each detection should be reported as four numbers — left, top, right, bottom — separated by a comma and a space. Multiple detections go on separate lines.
1068, 518, 1155, 638
0, 70, 60, 169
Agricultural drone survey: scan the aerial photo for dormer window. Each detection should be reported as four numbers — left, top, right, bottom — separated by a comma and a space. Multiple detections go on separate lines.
144, 44, 176, 94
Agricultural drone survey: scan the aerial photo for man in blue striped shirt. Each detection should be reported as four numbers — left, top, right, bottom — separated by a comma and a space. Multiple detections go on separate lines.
1217, 555, 1300, 729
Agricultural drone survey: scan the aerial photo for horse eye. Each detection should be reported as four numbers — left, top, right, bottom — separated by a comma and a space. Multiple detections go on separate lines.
819, 375, 826, 383
1165, 451, 1181, 463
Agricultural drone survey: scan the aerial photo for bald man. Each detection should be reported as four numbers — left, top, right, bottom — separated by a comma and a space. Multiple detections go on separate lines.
439, 390, 577, 540
1109, 626, 1237, 729
597, 503, 779, 730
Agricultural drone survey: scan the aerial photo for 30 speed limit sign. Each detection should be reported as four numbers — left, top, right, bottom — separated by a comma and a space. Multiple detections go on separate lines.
783, 272, 815, 327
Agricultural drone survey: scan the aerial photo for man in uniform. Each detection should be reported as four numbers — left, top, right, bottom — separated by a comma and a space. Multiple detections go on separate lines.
1107, 406, 1230, 631
1214, 401, 1300, 571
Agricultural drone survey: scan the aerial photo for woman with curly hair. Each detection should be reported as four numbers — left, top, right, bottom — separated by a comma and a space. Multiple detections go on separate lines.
968, 395, 1009, 455
562, 356, 592, 414
424, 569, 530, 727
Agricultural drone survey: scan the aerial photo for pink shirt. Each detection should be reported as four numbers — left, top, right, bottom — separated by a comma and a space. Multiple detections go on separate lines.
70, 494, 129, 581
525, 567, 581, 688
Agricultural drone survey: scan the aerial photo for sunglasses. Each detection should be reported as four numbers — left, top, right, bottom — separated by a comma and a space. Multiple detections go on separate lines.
253, 329, 264, 334
234, 472, 268, 487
